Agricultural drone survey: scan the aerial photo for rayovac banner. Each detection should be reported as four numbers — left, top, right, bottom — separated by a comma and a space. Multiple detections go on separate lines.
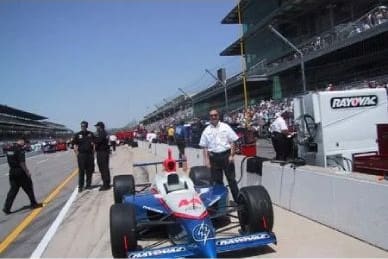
331, 95, 378, 109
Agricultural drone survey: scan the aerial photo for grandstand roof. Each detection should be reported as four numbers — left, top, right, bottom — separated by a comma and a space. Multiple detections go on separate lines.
0, 104, 47, 120
220, 0, 329, 56
221, 0, 249, 24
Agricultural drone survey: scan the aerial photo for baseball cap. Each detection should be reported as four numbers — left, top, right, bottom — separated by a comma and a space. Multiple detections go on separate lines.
94, 121, 105, 128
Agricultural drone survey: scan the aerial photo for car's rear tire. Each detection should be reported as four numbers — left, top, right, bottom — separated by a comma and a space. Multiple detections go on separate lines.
110, 204, 137, 258
189, 166, 212, 187
113, 175, 135, 204
237, 185, 274, 233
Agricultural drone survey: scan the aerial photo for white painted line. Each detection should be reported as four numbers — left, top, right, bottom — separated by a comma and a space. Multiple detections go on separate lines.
30, 188, 78, 259
36, 159, 48, 164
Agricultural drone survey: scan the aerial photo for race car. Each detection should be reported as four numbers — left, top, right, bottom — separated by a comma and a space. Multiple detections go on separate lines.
110, 149, 276, 258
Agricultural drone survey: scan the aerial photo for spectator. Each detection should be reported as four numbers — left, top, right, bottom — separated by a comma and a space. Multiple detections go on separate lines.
146, 131, 157, 149
109, 134, 117, 151
270, 112, 290, 161
167, 125, 175, 145
174, 120, 187, 168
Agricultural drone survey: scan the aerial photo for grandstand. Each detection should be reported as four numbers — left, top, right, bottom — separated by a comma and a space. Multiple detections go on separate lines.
0, 104, 73, 141
221, 0, 388, 97
141, 0, 388, 125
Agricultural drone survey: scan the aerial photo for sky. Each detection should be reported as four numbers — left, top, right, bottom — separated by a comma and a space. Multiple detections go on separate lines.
0, 0, 243, 131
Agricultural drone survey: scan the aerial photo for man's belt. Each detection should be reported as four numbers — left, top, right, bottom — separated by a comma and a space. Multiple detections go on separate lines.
209, 149, 230, 157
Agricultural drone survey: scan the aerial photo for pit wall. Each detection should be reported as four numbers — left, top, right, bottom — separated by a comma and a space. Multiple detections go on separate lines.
137, 141, 388, 251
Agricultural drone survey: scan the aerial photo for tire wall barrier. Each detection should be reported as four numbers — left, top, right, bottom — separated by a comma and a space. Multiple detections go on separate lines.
136, 141, 388, 251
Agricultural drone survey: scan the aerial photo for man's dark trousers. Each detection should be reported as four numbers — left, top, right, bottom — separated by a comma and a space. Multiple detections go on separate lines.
209, 150, 239, 202
176, 139, 186, 168
4, 169, 38, 210
96, 150, 110, 187
77, 153, 94, 188
272, 132, 287, 160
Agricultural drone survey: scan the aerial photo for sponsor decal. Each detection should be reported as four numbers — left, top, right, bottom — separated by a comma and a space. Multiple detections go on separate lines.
142, 205, 163, 214
216, 233, 270, 246
178, 197, 202, 208
192, 222, 213, 244
129, 246, 186, 258
330, 95, 378, 109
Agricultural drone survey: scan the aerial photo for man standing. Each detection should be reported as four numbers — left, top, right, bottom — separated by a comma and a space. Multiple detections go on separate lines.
94, 121, 111, 191
3, 137, 42, 214
270, 112, 290, 161
72, 121, 95, 192
167, 125, 175, 145
175, 120, 187, 168
109, 134, 117, 151
146, 130, 157, 149
199, 109, 240, 202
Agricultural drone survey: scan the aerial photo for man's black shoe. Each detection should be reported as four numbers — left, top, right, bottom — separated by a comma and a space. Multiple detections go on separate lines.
99, 185, 111, 191
3, 208, 11, 215
85, 185, 92, 190
78, 187, 84, 193
31, 203, 43, 209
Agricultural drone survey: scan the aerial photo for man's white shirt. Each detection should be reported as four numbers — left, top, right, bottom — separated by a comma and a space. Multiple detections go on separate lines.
109, 135, 117, 141
199, 121, 239, 153
146, 132, 157, 142
270, 117, 288, 133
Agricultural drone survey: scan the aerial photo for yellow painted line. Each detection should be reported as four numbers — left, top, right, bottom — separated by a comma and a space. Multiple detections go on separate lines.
0, 168, 78, 253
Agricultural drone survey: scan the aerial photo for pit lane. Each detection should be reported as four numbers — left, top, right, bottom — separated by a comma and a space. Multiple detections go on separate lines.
1, 142, 387, 258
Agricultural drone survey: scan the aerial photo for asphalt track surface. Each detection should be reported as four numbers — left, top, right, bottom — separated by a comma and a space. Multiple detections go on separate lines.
0, 150, 78, 258
0, 142, 387, 258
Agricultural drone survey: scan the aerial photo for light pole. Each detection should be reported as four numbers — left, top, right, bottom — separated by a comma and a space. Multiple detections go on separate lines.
268, 24, 307, 93
205, 69, 228, 113
177, 87, 191, 100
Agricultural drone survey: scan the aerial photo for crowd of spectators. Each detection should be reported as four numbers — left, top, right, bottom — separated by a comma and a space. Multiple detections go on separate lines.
140, 75, 387, 150
139, 96, 294, 151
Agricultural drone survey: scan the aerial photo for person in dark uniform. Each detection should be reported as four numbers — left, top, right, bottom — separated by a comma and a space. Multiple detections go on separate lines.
3, 137, 42, 214
94, 121, 111, 191
72, 121, 95, 192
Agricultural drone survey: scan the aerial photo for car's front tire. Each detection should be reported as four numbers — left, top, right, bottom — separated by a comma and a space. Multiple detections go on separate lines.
113, 175, 135, 204
237, 185, 274, 233
110, 204, 137, 258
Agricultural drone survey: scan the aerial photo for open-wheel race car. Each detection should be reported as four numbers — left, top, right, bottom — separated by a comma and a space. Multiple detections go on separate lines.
109, 149, 276, 258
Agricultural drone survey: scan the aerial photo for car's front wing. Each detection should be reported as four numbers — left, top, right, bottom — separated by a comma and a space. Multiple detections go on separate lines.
127, 232, 276, 258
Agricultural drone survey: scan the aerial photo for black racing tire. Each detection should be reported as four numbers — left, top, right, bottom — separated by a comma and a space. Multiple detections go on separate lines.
189, 166, 212, 187
110, 204, 137, 258
237, 185, 274, 233
113, 175, 135, 204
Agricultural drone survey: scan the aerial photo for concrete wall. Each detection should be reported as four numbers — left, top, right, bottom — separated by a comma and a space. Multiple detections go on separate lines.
136, 141, 388, 251
261, 162, 388, 251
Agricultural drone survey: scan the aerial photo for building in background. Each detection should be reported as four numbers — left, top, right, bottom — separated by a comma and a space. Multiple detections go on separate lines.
0, 104, 73, 141
141, 0, 388, 125
222, 0, 388, 97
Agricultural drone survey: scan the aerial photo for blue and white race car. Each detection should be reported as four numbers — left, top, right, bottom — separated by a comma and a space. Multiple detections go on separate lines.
109, 149, 276, 258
